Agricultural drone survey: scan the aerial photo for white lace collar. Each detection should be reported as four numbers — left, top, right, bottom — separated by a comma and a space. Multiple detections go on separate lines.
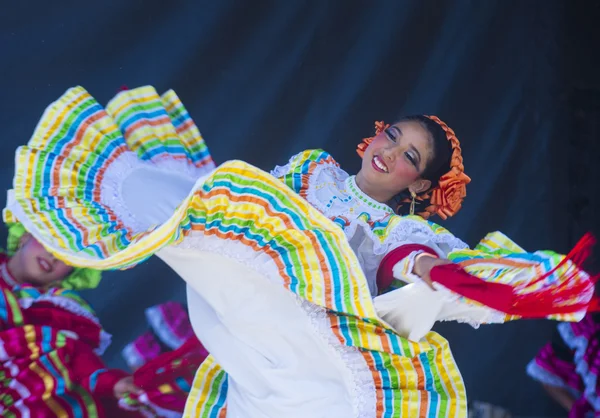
344, 176, 394, 215
306, 164, 394, 220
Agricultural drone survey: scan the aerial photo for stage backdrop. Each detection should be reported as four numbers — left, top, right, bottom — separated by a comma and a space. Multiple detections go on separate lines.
1, 1, 598, 416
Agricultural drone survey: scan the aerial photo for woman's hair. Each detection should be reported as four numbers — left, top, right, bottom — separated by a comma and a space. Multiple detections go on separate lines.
392, 115, 453, 215
398, 115, 453, 187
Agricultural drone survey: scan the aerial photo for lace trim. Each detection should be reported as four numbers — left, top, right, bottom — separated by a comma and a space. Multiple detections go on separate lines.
99, 151, 147, 233
558, 322, 600, 410
270, 161, 293, 178
304, 164, 393, 221
297, 299, 376, 417
525, 360, 571, 390
345, 216, 468, 257
99, 152, 209, 234
168, 234, 375, 417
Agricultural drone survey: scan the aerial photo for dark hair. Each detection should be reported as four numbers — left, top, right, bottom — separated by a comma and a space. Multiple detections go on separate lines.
392, 115, 453, 214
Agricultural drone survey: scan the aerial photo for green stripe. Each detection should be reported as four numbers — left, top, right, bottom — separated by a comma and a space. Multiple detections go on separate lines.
202, 368, 227, 418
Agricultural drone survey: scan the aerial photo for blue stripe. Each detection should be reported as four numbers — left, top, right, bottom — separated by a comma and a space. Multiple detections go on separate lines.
419, 352, 438, 417
313, 228, 344, 309
175, 376, 191, 392
0, 291, 9, 322
89, 369, 107, 392
195, 214, 299, 293
207, 372, 228, 418
41, 326, 53, 353
119, 108, 168, 134
372, 352, 393, 416
39, 355, 84, 416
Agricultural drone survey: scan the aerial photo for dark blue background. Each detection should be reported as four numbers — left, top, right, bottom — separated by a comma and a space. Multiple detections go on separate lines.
2, 1, 599, 416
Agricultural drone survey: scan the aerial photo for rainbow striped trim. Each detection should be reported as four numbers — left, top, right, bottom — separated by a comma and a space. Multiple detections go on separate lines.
183, 355, 228, 418
448, 232, 593, 322
106, 87, 214, 169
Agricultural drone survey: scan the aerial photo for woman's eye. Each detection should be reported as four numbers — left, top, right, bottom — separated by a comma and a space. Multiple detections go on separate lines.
384, 128, 397, 142
405, 152, 417, 167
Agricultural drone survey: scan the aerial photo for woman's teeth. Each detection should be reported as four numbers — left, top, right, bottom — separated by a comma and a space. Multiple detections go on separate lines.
37, 257, 52, 273
373, 156, 389, 173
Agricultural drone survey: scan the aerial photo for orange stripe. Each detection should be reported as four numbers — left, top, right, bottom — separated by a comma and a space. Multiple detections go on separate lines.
411, 357, 428, 417
124, 115, 173, 137
42, 91, 87, 145
175, 118, 196, 133
187, 223, 292, 289
459, 257, 534, 268
362, 352, 385, 417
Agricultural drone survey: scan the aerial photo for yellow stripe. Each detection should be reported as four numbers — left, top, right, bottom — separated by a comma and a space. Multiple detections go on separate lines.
184, 355, 222, 418
107, 89, 161, 119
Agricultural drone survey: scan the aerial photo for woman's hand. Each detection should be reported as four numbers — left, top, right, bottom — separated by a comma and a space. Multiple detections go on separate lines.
412, 254, 452, 289
113, 376, 143, 399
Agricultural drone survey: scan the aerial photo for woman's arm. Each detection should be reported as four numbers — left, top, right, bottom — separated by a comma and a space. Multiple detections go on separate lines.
542, 384, 575, 412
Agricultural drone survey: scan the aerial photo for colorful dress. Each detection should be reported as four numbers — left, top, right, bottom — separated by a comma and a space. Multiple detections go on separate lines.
527, 313, 600, 417
0, 253, 136, 418
120, 302, 208, 417
4, 86, 595, 418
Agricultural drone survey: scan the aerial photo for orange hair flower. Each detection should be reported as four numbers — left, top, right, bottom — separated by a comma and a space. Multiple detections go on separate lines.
356, 116, 470, 220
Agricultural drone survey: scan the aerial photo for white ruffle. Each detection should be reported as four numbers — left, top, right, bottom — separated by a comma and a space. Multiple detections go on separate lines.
99, 151, 208, 234
19, 295, 99, 324
122, 342, 146, 370
145, 305, 186, 350
301, 163, 468, 255
346, 216, 468, 257
270, 160, 293, 179
558, 322, 600, 410
298, 299, 376, 417
526, 360, 575, 392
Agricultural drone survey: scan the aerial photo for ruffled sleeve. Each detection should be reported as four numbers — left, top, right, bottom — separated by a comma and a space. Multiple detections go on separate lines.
368, 215, 468, 293
270, 149, 340, 195
374, 229, 597, 342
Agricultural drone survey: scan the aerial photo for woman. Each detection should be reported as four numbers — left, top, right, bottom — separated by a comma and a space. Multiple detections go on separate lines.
0, 222, 142, 417
527, 313, 600, 417
5, 86, 595, 418
120, 301, 209, 417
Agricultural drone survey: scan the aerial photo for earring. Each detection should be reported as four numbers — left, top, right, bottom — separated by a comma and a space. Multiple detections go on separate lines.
410, 191, 416, 216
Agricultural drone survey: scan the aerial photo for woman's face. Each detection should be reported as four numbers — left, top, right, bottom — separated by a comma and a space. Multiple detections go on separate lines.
12, 233, 73, 287
356, 120, 434, 202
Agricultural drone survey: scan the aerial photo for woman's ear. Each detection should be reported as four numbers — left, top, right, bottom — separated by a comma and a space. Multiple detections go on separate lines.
408, 179, 431, 195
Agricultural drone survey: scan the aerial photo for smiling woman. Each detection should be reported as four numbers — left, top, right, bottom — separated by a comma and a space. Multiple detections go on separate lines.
356, 116, 467, 218
5, 86, 596, 418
